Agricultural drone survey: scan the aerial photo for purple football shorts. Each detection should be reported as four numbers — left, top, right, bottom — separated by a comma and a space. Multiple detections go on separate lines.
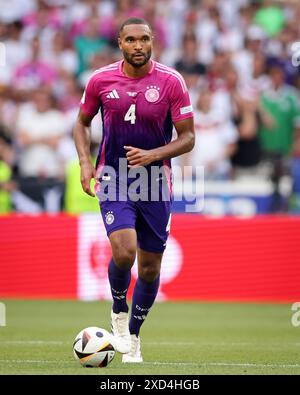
99, 199, 172, 253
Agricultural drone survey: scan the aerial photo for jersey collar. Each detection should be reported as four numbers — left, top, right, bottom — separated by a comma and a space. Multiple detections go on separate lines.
118, 59, 155, 78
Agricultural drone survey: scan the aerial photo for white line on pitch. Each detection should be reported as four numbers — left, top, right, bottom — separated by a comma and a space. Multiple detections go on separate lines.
144, 362, 300, 369
144, 342, 195, 346
0, 340, 193, 346
0, 340, 194, 347
0, 341, 64, 345
208, 362, 300, 368
0, 360, 68, 364
1, 360, 300, 369
145, 341, 300, 347
2, 340, 300, 347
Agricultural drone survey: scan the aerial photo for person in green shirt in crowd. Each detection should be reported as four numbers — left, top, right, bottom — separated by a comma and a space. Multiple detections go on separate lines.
74, 16, 108, 76
258, 62, 300, 211
254, 0, 285, 37
259, 63, 300, 157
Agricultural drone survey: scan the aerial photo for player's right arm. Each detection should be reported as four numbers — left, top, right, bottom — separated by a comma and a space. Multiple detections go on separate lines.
73, 110, 96, 197
73, 75, 101, 197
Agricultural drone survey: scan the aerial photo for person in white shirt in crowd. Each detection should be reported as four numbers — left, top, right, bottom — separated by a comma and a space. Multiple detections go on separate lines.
239, 52, 271, 101
40, 31, 78, 77
0, 21, 31, 86
187, 88, 238, 180
14, 87, 69, 212
16, 87, 66, 179
194, 2, 244, 66
20, 0, 62, 54
231, 24, 267, 85
0, 0, 35, 24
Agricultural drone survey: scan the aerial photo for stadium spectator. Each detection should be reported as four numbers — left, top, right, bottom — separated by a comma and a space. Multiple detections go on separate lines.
186, 89, 238, 180
78, 51, 117, 89
224, 63, 273, 176
14, 88, 67, 212
103, 0, 145, 46
13, 36, 58, 92
0, 21, 31, 87
231, 24, 267, 85
211, 5, 244, 55
40, 31, 78, 77
174, 29, 206, 76
192, 3, 220, 66
207, 47, 231, 91
240, 53, 271, 101
258, 62, 300, 211
0, 94, 19, 137
142, 0, 167, 50
21, 0, 62, 50
0, 0, 35, 24
74, 15, 108, 75
205, 48, 233, 120
259, 63, 300, 161
68, 0, 115, 43
56, 74, 82, 113
174, 30, 206, 106
254, 0, 285, 38
16, 87, 67, 177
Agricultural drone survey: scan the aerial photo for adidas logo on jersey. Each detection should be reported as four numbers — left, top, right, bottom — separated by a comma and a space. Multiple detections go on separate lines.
106, 89, 120, 99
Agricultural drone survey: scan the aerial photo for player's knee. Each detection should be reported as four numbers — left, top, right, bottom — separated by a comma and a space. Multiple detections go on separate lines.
114, 247, 136, 270
139, 265, 160, 283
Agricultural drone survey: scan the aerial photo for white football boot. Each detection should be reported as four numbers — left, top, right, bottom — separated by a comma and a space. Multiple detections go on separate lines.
110, 311, 131, 354
122, 334, 143, 363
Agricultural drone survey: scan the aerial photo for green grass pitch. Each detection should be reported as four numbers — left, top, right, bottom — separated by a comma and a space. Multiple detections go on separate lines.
0, 300, 299, 375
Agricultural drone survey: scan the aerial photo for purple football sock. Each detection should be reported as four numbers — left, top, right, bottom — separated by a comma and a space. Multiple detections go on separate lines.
129, 276, 160, 337
108, 259, 131, 314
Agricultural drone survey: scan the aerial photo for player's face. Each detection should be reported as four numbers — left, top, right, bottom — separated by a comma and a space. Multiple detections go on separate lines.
118, 24, 153, 68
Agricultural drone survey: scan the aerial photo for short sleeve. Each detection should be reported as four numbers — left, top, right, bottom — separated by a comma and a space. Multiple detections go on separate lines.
80, 74, 101, 118
169, 74, 193, 123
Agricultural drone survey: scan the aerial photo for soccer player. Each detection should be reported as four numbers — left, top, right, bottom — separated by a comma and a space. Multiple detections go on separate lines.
73, 17, 195, 363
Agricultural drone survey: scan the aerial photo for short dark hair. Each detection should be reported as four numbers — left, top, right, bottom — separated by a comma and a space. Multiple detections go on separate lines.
118, 17, 152, 36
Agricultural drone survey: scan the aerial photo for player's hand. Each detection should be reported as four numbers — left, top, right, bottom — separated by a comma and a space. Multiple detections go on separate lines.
80, 161, 96, 197
124, 146, 156, 168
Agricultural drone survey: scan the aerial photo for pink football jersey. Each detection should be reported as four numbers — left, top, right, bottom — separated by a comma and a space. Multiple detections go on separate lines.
80, 59, 193, 176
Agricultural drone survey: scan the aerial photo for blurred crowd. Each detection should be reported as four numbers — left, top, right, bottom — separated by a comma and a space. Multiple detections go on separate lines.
1, 0, 300, 213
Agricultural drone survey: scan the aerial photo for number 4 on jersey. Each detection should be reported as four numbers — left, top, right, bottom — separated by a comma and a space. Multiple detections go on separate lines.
124, 104, 136, 124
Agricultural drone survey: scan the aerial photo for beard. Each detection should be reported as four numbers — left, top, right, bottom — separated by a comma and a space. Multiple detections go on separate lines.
123, 49, 152, 68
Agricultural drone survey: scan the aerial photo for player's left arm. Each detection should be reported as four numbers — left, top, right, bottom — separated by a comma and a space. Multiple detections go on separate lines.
125, 117, 195, 167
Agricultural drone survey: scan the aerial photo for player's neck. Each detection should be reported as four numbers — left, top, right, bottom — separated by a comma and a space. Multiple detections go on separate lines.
122, 60, 152, 78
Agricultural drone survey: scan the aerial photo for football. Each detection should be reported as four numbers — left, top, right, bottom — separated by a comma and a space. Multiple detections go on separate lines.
72, 326, 116, 368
